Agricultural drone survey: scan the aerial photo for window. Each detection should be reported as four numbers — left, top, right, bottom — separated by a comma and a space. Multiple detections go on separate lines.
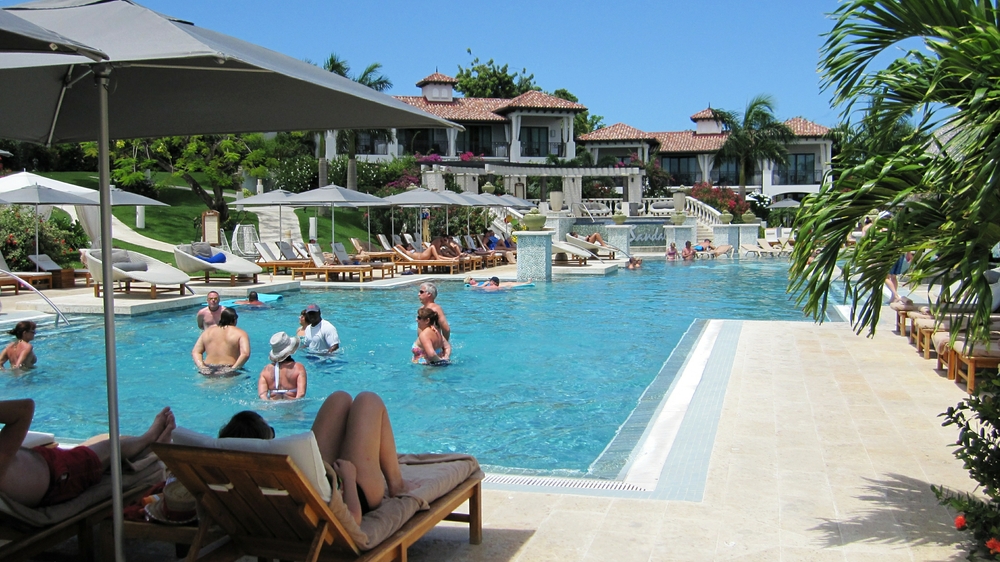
457, 126, 494, 156
520, 127, 548, 157
399, 128, 447, 155
786, 153, 816, 184
712, 159, 741, 186
662, 156, 699, 185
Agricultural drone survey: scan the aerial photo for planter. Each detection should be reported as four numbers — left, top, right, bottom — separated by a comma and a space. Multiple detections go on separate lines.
671, 213, 687, 226
548, 191, 563, 212
719, 212, 733, 224
521, 211, 547, 231
741, 211, 756, 223
611, 214, 627, 225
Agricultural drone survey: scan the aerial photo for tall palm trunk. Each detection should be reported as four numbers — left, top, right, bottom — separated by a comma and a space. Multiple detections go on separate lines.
347, 132, 357, 191
738, 161, 747, 202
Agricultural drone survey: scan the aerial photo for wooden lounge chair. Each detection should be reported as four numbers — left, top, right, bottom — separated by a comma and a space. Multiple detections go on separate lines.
392, 247, 459, 275
253, 242, 310, 275
152, 430, 483, 562
376, 234, 394, 252
0, 448, 164, 562
290, 243, 374, 283
349, 237, 396, 262
0, 250, 52, 291
333, 243, 394, 280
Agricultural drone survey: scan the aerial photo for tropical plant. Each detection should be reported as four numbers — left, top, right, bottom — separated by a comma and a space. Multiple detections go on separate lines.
324, 53, 393, 191
712, 94, 795, 202
454, 49, 539, 99
0, 206, 86, 270
689, 182, 749, 218
789, 0, 1000, 344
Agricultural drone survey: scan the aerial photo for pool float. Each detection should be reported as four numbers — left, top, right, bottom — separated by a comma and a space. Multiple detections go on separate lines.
464, 283, 534, 290
219, 293, 283, 307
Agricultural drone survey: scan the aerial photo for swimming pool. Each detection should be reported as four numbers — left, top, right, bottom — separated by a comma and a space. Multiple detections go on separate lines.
2, 260, 818, 476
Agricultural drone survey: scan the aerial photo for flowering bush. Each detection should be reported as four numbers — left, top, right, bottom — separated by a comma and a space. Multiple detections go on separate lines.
0, 206, 87, 270
416, 153, 442, 163
458, 151, 483, 162
934, 377, 1000, 558
689, 182, 750, 219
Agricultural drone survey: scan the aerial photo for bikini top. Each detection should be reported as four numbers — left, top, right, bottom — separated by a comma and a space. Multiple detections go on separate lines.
267, 362, 290, 398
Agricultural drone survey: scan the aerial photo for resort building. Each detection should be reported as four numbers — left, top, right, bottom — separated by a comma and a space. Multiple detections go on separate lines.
325, 72, 587, 164
576, 110, 833, 200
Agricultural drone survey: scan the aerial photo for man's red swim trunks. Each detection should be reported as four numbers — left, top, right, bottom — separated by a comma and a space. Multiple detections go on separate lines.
32, 445, 104, 506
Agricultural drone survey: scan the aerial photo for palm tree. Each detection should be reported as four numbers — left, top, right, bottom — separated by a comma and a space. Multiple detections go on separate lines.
323, 54, 393, 190
712, 94, 795, 202
789, 0, 1000, 343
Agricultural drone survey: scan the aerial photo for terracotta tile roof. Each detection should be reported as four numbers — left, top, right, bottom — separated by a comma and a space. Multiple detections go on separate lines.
494, 90, 587, 113
650, 131, 728, 153
577, 122, 657, 142
784, 117, 829, 136
415, 72, 458, 87
393, 96, 509, 122
690, 108, 716, 121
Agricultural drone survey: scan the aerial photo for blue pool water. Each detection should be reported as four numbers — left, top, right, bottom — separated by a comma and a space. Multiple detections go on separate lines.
2, 260, 816, 476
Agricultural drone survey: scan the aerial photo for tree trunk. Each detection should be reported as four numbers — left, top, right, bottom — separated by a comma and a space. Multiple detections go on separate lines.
738, 162, 747, 202
347, 132, 357, 191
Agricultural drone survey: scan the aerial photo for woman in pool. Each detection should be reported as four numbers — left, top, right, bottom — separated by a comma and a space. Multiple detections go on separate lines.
666, 242, 679, 260
218, 391, 412, 524
412, 308, 450, 365
0, 321, 36, 370
257, 332, 307, 400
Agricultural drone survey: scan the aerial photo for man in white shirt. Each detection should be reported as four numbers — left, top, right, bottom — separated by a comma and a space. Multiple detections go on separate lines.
302, 304, 339, 353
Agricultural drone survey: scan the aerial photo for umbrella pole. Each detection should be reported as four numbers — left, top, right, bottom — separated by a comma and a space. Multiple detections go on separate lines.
34, 203, 39, 271
366, 208, 371, 245
331, 204, 335, 245
96, 65, 126, 562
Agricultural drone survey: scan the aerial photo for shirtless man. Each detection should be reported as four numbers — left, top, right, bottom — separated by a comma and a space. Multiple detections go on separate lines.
234, 291, 266, 307
258, 332, 307, 400
418, 282, 450, 341
192, 308, 251, 376
0, 398, 174, 507
195, 291, 225, 330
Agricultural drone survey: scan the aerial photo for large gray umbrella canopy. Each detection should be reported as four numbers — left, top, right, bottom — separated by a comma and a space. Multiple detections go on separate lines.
236, 189, 299, 239
0, 3, 459, 559
498, 193, 535, 209
0, 8, 106, 60
79, 186, 167, 207
0, 184, 99, 267
288, 185, 389, 243
769, 198, 800, 209
0, 0, 459, 145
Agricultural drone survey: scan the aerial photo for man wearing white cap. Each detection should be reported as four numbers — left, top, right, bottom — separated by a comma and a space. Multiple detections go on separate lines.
258, 332, 306, 400
302, 304, 340, 353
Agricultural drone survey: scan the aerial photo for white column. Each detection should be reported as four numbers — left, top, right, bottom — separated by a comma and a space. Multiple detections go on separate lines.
325, 130, 338, 159
389, 128, 400, 157
564, 176, 582, 215
511, 115, 522, 160
762, 160, 774, 197
566, 116, 576, 159
446, 128, 458, 157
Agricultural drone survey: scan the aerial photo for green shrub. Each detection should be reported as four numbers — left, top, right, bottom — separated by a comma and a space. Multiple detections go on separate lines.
0, 206, 88, 269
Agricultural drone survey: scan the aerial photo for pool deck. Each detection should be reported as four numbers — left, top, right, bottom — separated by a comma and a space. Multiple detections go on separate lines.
5, 273, 977, 560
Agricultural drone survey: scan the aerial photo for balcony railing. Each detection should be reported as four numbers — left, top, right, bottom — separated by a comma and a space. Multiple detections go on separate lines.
520, 142, 565, 158
772, 169, 824, 185
455, 141, 511, 158
666, 171, 702, 186
710, 171, 761, 186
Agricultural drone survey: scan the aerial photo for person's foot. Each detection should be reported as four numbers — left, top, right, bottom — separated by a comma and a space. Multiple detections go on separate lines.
142, 407, 174, 445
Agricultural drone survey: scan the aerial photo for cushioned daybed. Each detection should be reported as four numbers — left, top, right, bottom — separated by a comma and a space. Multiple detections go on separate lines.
174, 243, 262, 285
83, 248, 190, 299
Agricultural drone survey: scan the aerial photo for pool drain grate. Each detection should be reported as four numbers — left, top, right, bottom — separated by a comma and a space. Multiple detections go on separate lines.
484, 474, 647, 491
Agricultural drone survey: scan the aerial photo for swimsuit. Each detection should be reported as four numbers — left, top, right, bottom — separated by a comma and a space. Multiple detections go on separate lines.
32, 445, 104, 506
334, 471, 372, 515
201, 363, 237, 377
267, 361, 294, 398
411, 340, 446, 365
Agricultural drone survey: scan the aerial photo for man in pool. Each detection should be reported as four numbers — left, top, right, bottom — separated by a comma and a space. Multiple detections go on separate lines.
473, 276, 532, 291
0, 398, 174, 507
234, 291, 266, 306
192, 308, 251, 376
196, 291, 226, 330
417, 282, 450, 341
302, 304, 340, 353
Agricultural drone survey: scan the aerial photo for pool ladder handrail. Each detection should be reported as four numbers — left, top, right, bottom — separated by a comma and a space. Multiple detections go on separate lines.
0, 269, 71, 326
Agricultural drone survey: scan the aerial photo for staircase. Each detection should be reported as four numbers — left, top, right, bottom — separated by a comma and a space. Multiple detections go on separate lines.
684, 197, 723, 242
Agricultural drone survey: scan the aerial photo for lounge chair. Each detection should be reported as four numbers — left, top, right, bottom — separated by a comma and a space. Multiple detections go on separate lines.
333, 242, 394, 279
392, 234, 404, 247
174, 243, 262, 285
0, 448, 164, 562
648, 200, 675, 216
0, 250, 52, 292
83, 248, 190, 299
739, 244, 764, 257
564, 234, 615, 260
28, 253, 91, 288
349, 237, 396, 262
289, 243, 374, 283
463, 235, 506, 267
755, 239, 781, 256
154, 428, 482, 562
377, 234, 394, 251
551, 241, 593, 265
932, 333, 1000, 392
392, 246, 459, 275
253, 242, 310, 275
580, 201, 611, 216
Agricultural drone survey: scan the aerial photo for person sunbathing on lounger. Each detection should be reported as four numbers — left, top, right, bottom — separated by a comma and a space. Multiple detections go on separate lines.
1, 321, 37, 370
217, 391, 413, 524
569, 231, 606, 246
395, 244, 451, 261
0, 399, 174, 507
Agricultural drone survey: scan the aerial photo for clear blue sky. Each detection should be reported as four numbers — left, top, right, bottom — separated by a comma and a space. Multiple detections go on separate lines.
4, 0, 844, 132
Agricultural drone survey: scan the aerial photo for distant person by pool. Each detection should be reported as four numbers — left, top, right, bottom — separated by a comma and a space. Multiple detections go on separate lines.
626, 257, 643, 270
0, 321, 37, 370
234, 291, 266, 307
191, 308, 250, 377
413, 308, 450, 365
468, 276, 532, 290
681, 241, 696, 261
302, 304, 339, 353
666, 242, 679, 261
258, 332, 306, 400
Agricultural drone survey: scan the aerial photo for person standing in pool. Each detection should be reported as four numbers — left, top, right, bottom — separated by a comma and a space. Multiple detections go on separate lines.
417, 282, 450, 341
196, 291, 226, 329
258, 332, 306, 400
0, 321, 36, 370
302, 304, 340, 353
234, 291, 266, 307
192, 308, 250, 376
681, 241, 696, 261
413, 308, 450, 365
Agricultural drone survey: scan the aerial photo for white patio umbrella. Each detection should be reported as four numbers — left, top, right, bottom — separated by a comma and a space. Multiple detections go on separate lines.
79, 186, 167, 207
0, 184, 99, 269
0, 8, 106, 60
769, 198, 801, 209
384, 189, 455, 243
498, 193, 535, 209
235, 189, 299, 241
286, 184, 388, 245
0, 1, 459, 556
